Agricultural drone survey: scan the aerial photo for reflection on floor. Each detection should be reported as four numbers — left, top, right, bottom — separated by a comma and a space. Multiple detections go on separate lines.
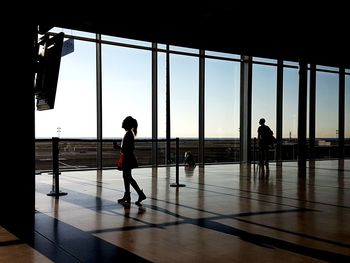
1, 160, 350, 262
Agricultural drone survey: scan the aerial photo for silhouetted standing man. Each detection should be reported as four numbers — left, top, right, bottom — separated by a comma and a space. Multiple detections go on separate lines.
258, 118, 274, 167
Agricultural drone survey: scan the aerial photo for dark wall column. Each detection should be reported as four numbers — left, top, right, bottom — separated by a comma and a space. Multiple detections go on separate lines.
165, 45, 171, 164
298, 61, 308, 168
0, 23, 36, 242
309, 64, 316, 160
338, 67, 345, 158
96, 34, 103, 169
276, 59, 283, 161
152, 43, 158, 165
198, 49, 205, 165
240, 55, 252, 163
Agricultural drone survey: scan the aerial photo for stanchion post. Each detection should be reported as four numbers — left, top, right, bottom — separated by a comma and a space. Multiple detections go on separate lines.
47, 137, 67, 198
253, 137, 256, 171
170, 137, 185, 187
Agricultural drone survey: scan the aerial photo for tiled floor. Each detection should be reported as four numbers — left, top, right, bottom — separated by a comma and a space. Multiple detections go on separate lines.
0, 227, 52, 263
1, 160, 350, 262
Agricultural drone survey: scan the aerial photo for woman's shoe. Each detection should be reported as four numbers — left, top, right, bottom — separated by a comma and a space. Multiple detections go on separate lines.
135, 190, 146, 206
118, 192, 131, 204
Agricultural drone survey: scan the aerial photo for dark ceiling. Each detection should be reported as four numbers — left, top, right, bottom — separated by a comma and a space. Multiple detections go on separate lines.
37, 1, 349, 68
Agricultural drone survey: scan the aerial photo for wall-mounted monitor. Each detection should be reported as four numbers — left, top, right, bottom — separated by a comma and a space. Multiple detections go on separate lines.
34, 32, 64, 110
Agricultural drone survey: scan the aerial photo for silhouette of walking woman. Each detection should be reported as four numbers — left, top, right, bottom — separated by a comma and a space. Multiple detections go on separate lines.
117, 116, 146, 206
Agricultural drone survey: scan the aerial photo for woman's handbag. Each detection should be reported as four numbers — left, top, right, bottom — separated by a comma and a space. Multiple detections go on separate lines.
117, 153, 124, 171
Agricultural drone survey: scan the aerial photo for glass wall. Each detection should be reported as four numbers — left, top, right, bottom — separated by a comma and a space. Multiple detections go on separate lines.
102, 45, 152, 139
157, 49, 168, 164
252, 64, 277, 135
35, 28, 349, 171
169, 54, 199, 138
170, 52, 199, 163
35, 38, 97, 172
283, 67, 299, 160
156, 48, 200, 165
157, 50, 166, 139
315, 70, 339, 158
102, 35, 151, 47
102, 44, 152, 167
35, 39, 96, 138
251, 62, 277, 162
251, 63, 277, 149
205, 58, 240, 163
50, 27, 96, 39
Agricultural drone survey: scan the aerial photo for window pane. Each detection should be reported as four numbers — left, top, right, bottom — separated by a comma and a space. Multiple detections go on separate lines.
253, 57, 277, 64
49, 27, 95, 39
252, 64, 277, 161
284, 61, 299, 67
157, 44, 167, 50
102, 35, 151, 47
170, 45, 199, 54
317, 65, 339, 72
102, 45, 151, 139
315, 71, 338, 158
205, 58, 240, 162
170, 54, 199, 138
205, 51, 240, 59
252, 65, 277, 136
170, 54, 199, 162
35, 40, 96, 138
283, 67, 298, 160
158, 52, 166, 138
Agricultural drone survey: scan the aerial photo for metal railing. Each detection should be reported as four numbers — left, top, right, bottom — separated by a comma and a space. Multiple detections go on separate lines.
38, 137, 184, 197
35, 137, 349, 173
